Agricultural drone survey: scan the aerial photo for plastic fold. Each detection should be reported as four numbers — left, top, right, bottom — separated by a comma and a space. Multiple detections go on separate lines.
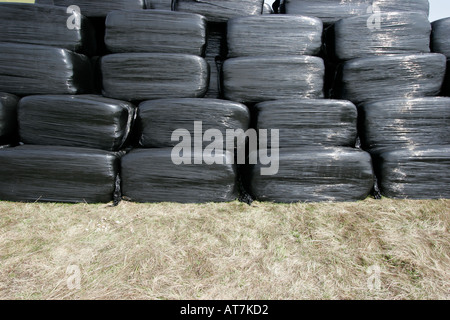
53, 0, 145, 17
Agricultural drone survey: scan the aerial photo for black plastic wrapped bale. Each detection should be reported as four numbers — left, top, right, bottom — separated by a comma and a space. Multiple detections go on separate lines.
138, 98, 250, 148
0, 43, 93, 96
249, 147, 374, 203
53, 0, 145, 17
227, 15, 322, 58
255, 99, 357, 148
443, 60, 450, 97
371, 145, 450, 200
431, 18, 450, 59
223, 56, 324, 104
204, 23, 228, 98
334, 53, 446, 106
0, 145, 120, 203
145, 0, 173, 10
359, 97, 450, 150
105, 10, 206, 55
0, 93, 19, 145
332, 12, 431, 61
101, 53, 209, 101
373, 0, 429, 17
121, 148, 237, 203
0, 3, 95, 56
283, 0, 369, 25
174, 0, 264, 23
18, 95, 136, 151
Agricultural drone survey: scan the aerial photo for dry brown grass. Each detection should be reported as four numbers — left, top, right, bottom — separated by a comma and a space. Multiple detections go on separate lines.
0, 198, 448, 300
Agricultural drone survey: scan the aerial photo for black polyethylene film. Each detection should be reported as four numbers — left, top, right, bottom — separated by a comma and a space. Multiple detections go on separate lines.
249, 147, 374, 203
255, 99, 358, 148
18, 95, 136, 151
334, 53, 446, 105
0, 93, 19, 144
223, 56, 324, 104
371, 145, 450, 200
204, 23, 227, 99
0, 145, 120, 203
138, 98, 250, 148
121, 148, 237, 203
431, 17, 450, 59
144, 0, 173, 10
101, 53, 209, 101
53, 0, 145, 17
374, 0, 429, 17
105, 10, 206, 55
333, 12, 431, 61
359, 97, 450, 150
227, 15, 323, 58
263, 2, 274, 14
0, 43, 93, 96
0, 3, 96, 56
174, 0, 264, 23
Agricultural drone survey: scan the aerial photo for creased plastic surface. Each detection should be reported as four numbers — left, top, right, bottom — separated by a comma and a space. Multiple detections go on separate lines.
227, 15, 322, 58
0, 145, 120, 203
283, 0, 429, 24
263, 2, 274, 14
53, 0, 145, 17
255, 99, 357, 148
0, 3, 95, 55
105, 10, 206, 55
249, 147, 374, 203
121, 148, 237, 203
137, 98, 249, 148
18, 95, 136, 151
334, 53, 446, 105
0, 43, 93, 96
0, 93, 19, 144
359, 97, 450, 150
431, 18, 450, 59
371, 145, 450, 200
144, 0, 173, 10
223, 56, 324, 104
101, 53, 209, 101
333, 12, 431, 61
174, 0, 264, 23
204, 23, 227, 98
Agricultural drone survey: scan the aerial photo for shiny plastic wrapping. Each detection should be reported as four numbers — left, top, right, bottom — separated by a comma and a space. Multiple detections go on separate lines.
144, 0, 173, 10
283, 0, 369, 25
0, 93, 19, 145
431, 18, 450, 59
0, 43, 93, 96
371, 145, 450, 199
138, 98, 250, 148
249, 147, 374, 203
53, 0, 145, 17
223, 56, 324, 104
332, 12, 431, 61
359, 97, 450, 150
101, 53, 209, 101
373, 0, 429, 17
255, 99, 357, 148
0, 3, 95, 56
227, 15, 323, 58
204, 23, 227, 98
263, 2, 274, 14
121, 148, 237, 203
174, 0, 264, 23
334, 53, 446, 105
18, 95, 136, 151
105, 10, 206, 55
0, 145, 120, 203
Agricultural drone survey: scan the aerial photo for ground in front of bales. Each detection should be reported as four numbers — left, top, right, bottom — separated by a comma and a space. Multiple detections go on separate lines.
0, 198, 448, 300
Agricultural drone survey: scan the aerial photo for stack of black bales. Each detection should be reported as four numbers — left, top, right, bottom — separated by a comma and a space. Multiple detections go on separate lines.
330, 2, 450, 199
223, 14, 374, 202
104, 9, 247, 202
0, 3, 133, 204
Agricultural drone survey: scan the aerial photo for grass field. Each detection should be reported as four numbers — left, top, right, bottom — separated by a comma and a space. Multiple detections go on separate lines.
0, 198, 448, 300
